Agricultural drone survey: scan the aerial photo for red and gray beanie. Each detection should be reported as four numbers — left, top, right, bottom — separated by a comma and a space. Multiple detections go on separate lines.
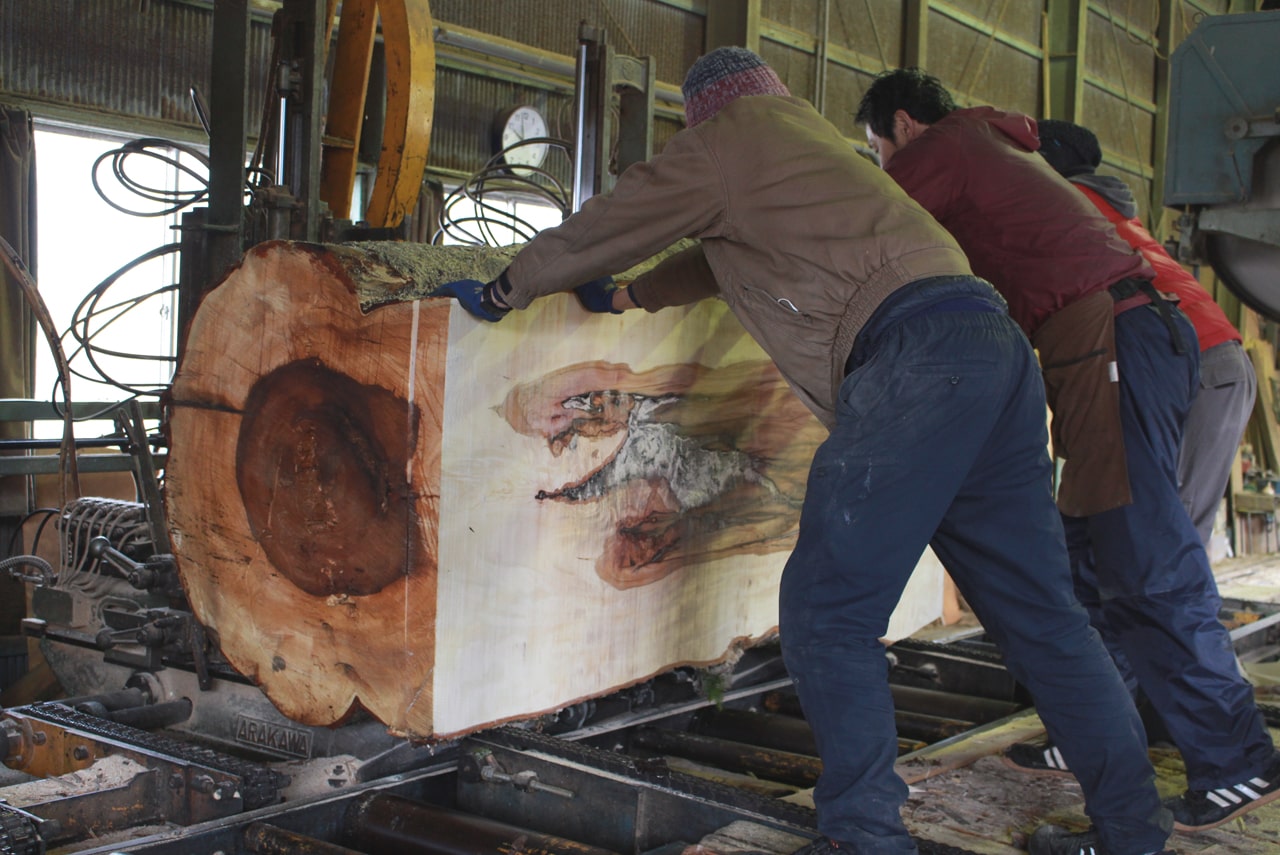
682, 46, 790, 128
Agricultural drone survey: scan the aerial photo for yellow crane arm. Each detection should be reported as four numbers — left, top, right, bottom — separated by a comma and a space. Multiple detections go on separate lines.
320, 0, 435, 228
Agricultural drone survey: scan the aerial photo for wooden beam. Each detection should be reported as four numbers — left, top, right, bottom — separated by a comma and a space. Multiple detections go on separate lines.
319, 0, 378, 220
705, 0, 761, 52
1149, 0, 1176, 225
904, 0, 929, 68
1045, 0, 1088, 120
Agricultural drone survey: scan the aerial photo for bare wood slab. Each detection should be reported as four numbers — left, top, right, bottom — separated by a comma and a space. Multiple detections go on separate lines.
166, 239, 945, 740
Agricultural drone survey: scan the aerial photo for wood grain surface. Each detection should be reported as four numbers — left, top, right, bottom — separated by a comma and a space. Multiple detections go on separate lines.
167, 239, 945, 739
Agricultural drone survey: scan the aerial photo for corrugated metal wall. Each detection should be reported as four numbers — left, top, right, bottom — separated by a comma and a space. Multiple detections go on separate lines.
0, 0, 273, 141
0, 0, 1253, 224
429, 0, 705, 84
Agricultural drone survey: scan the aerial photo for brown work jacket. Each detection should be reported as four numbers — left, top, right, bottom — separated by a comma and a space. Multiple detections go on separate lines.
504, 95, 971, 429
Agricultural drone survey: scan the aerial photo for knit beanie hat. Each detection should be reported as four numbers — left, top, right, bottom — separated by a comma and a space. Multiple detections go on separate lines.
682, 47, 790, 128
1036, 119, 1102, 178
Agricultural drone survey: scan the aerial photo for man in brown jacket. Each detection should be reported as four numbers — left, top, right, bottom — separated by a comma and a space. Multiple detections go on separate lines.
433, 48, 1170, 855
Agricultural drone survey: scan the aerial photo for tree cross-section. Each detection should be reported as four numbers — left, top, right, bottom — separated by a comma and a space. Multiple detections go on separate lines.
165, 239, 944, 739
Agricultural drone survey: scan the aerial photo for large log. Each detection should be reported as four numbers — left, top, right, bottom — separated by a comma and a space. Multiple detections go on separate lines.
166, 239, 946, 740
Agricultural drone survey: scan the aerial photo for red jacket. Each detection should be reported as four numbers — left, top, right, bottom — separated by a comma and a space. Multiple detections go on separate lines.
885, 107, 1152, 337
1076, 184, 1240, 351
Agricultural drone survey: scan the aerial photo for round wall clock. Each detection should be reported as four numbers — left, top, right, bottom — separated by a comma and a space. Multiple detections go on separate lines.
495, 105, 549, 169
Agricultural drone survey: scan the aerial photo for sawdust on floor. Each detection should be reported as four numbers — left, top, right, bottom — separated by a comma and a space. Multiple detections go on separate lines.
903, 732, 1280, 854
782, 709, 1280, 854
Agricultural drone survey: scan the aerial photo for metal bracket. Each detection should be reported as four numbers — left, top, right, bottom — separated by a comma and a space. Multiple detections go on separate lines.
1197, 206, 1280, 249
112, 400, 171, 556
571, 24, 656, 211
1224, 113, 1280, 141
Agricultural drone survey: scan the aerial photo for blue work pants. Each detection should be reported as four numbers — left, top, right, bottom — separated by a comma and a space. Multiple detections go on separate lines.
779, 277, 1170, 855
1063, 306, 1274, 791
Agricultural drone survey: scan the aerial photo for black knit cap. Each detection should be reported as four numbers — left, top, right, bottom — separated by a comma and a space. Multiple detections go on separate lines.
1036, 119, 1102, 177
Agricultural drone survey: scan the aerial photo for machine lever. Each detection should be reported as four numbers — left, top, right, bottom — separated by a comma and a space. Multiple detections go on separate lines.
87, 537, 174, 589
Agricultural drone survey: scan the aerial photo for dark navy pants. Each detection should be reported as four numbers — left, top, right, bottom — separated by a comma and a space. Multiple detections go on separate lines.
779, 277, 1169, 855
1063, 305, 1275, 791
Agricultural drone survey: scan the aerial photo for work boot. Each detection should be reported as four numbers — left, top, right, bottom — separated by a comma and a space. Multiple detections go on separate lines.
1028, 825, 1173, 855
1164, 750, 1280, 830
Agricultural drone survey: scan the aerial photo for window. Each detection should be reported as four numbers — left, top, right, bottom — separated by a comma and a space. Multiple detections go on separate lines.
437, 187, 564, 247
32, 127, 201, 437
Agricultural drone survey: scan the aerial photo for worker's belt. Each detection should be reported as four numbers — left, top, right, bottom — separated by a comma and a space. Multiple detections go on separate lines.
844, 293, 1002, 378
1107, 276, 1186, 355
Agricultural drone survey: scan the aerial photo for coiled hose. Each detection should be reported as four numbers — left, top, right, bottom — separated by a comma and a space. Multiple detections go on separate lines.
0, 554, 57, 586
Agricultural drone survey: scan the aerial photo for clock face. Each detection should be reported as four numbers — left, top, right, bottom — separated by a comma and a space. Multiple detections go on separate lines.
499, 106, 549, 169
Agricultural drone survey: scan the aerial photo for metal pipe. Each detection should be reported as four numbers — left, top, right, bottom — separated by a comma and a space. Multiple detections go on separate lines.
696, 702, 976, 757
0, 437, 159, 451
276, 94, 290, 192
346, 793, 622, 855
434, 24, 573, 79
764, 687, 1019, 726
888, 684, 1020, 724
894, 710, 974, 744
814, 0, 829, 113
631, 726, 821, 787
61, 688, 149, 712
245, 822, 365, 855
109, 698, 194, 730
691, 707, 817, 756
433, 23, 684, 107
571, 40, 590, 214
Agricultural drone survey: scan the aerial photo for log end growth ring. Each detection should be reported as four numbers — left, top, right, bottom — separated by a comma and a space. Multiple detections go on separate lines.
236, 358, 421, 598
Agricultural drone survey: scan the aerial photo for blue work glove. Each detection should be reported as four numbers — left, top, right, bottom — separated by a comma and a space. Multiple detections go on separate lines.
574, 276, 623, 314
428, 278, 509, 323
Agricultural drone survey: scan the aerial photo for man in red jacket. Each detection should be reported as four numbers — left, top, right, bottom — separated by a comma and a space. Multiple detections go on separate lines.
856, 69, 1278, 851
1035, 119, 1256, 550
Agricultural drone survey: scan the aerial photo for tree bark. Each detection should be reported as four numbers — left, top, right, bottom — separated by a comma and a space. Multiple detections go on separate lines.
166, 239, 943, 740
